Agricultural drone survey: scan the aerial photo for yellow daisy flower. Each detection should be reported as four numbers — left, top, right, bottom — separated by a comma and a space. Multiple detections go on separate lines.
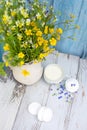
49, 28, 54, 34
18, 52, 25, 58
39, 53, 44, 59
36, 31, 42, 36
20, 61, 24, 66
22, 69, 30, 76
2, 14, 9, 24
17, 34, 23, 41
50, 38, 57, 46
11, 11, 16, 17
11, 26, 15, 31
30, 21, 36, 26
44, 40, 48, 44
20, 7, 28, 18
3, 44, 10, 51
25, 29, 32, 36
57, 28, 63, 34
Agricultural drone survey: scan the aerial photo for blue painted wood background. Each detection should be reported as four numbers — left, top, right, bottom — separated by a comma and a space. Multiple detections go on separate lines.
53, 0, 87, 59
0, 0, 87, 61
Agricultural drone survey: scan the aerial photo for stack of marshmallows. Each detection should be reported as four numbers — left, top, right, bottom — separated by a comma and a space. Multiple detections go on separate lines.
28, 102, 53, 122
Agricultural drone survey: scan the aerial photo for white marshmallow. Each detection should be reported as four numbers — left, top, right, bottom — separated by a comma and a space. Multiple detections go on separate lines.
28, 102, 41, 115
37, 107, 53, 122
37, 107, 45, 121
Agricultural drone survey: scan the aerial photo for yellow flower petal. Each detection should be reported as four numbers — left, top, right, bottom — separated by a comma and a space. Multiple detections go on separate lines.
5, 61, 9, 67
57, 35, 61, 41
44, 26, 48, 34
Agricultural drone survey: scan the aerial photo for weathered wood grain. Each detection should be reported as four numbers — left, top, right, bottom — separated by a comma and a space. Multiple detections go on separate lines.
0, 79, 23, 130
54, 0, 87, 58
1, 52, 87, 130
40, 53, 79, 130
67, 59, 87, 130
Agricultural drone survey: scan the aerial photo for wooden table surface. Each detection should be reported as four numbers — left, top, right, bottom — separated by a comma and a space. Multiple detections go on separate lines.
0, 51, 87, 130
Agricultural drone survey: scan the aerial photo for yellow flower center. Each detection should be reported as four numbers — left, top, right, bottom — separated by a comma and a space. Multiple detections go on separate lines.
36, 31, 42, 36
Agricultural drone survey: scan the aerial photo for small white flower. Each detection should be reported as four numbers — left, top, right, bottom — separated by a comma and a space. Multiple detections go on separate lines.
29, 39, 33, 44
6, 1, 13, 6
21, 19, 25, 24
19, 6, 23, 11
36, 13, 41, 19
31, 7, 34, 11
42, 22, 45, 27
36, 13, 40, 17
15, 20, 19, 27
26, 19, 31, 26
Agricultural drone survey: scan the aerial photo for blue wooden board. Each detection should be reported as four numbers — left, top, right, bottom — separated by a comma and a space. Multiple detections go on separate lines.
53, 0, 87, 58
39, 0, 87, 58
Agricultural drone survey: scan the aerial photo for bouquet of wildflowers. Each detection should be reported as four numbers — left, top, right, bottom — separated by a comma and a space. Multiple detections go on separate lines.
0, 0, 79, 76
0, 0, 63, 66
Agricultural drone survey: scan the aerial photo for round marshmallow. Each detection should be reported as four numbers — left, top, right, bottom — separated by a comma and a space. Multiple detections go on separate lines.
65, 78, 79, 93
37, 107, 53, 122
43, 107, 53, 122
28, 102, 41, 115
37, 107, 45, 121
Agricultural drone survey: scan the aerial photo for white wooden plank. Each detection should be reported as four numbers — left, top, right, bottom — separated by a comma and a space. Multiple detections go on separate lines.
40, 53, 80, 130
57, 53, 80, 78
67, 59, 87, 130
0, 79, 23, 130
12, 53, 57, 130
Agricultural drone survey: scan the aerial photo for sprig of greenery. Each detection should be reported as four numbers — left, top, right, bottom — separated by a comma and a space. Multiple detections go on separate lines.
0, 62, 6, 76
